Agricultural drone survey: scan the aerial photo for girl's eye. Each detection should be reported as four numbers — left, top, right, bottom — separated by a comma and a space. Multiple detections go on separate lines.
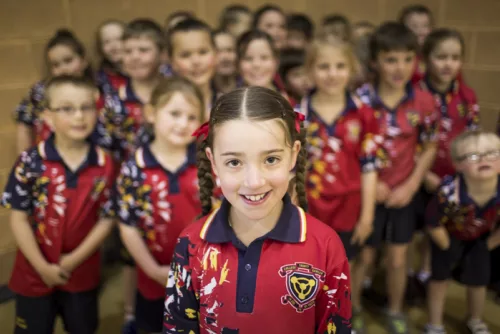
64, 56, 74, 64
170, 110, 180, 117
265, 156, 280, 165
336, 62, 346, 69
405, 56, 413, 63
226, 159, 241, 168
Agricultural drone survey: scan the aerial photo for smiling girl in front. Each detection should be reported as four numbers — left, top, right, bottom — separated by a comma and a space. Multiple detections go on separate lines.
237, 30, 295, 105
303, 39, 381, 334
163, 87, 351, 334
117, 77, 204, 334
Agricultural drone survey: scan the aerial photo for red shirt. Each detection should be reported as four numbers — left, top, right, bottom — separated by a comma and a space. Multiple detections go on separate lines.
427, 174, 500, 240
163, 195, 352, 334
358, 84, 439, 188
417, 78, 480, 178
116, 144, 200, 299
301, 91, 383, 230
410, 55, 426, 85
1, 136, 116, 296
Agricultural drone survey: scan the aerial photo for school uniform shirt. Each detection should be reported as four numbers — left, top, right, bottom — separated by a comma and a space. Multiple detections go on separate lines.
418, 78, 480, 178
356, 83, 439, 189
96, 66, 128, 96
97, 78, 152, 160
1, 136, 116, 297
163, 195, 352, 334
116, 144, 200, 300
301, 91, 383, 231
14, 80, 52, 145
427, 174, 500, 241
410, 55, 426, 85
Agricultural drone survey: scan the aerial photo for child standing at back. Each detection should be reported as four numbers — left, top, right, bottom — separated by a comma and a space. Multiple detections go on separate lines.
163, 86, 352, 333
116, 77, 204, 334
2, 76, 116, 334
302, 39, 382, 334
355, 22, 438, 333
14, 29, 92, 153
166, 18, 218, 119
425, 131, 500, 334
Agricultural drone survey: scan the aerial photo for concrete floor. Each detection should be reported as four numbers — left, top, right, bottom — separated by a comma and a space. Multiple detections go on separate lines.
1, 265, 500, 333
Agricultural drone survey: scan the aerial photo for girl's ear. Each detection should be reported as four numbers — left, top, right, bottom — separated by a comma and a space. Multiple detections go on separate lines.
290, 139, 301, 170
205, 146, 218, 177
144, 104, 156, 124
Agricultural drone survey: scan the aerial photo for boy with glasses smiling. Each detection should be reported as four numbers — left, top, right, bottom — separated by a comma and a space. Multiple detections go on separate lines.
424, 130, 500, 334
1, 75, 116, 334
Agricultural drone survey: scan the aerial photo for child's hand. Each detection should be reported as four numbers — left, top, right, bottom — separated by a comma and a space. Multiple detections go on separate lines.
386, 181, 417, 208
351, 218, 373, 246
39, 263, 70, 287
153, 265, 171, 286
375, 181, 390, 203
59, 253, 78, 273
428, 226, 450, 250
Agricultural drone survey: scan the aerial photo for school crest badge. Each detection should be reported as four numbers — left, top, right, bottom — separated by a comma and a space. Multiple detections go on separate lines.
91, 177, 107, 201
406, 109, 420, 127
279, 262, 325, 313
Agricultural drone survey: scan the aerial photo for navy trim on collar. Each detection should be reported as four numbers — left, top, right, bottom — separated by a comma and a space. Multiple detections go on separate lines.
124, 79, 143, 104
140, 143, 197, 170
458, 173, 500, 208
373, 82, 415, 112
306, 89, 358, 122
203, 194, 304, 244
43, 134, 100, 166
424, 75, 457, 96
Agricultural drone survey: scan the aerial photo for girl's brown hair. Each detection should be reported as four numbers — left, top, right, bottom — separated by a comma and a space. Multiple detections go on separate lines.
150, 76, 205, 121
237, 29, 278, 60
421, 28, 465, 62
197, 86, 308, 215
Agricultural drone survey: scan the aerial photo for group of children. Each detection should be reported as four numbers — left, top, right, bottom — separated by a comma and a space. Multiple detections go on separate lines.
2, 3, 499, 334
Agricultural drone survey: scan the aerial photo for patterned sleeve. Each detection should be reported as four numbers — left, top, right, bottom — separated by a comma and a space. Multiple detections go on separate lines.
99, 158, 119, 219
316, 238, 352, 334
419, 94, 440, 145
359, 106, 384, 173
1, 151, 37, 212
466, 90, 480, 130
163, 235, 200, 333
425, 176, 453, 229
14, 82, 45, 126
115, 160, 144, 227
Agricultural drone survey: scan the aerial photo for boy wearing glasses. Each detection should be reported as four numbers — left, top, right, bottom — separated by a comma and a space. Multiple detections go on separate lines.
424, 130, 500, 334
1, 75, 116, 334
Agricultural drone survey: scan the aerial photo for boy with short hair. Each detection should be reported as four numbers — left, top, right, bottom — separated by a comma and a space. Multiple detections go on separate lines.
321, 14, 351, 42
166, 18, 218, 119
424, 130, 500, 334
98, 18, 164, 334
353, 22, 438, 334
286, 13, 314, 49
2, 75, 116, 334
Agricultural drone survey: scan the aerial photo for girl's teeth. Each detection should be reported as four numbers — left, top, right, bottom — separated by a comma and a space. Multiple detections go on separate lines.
245, 193, 266, 202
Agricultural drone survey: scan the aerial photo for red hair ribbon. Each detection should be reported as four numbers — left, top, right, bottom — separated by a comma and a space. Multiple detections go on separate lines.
192, 122, 210, 140
295, 111, 305, 133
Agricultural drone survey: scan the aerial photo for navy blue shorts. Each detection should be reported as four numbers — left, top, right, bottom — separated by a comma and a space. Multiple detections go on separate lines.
14, 289, 98, 334
135, 291, 164, 333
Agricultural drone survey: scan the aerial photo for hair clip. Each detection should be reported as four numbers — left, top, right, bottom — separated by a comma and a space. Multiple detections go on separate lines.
295, 111, 305, 133
192, 122, 210, 140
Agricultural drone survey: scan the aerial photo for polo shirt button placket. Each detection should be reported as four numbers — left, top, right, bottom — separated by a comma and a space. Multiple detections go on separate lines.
245, 263, 252, 271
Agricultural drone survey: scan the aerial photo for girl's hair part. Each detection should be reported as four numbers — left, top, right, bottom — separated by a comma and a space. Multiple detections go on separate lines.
45, 29, 93, 80
95, 19, 126, 70
305, 38, 362, 86
252, 4, 285, 29
422, 28, 465, 62
237, 29, 278, 60
197, 86, 308, 215
150, 76, 205, 121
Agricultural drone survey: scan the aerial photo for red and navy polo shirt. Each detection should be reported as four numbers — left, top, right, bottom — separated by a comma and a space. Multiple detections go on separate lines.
301, 91, 383, 231
163, 195, 352, 334
357, 83, 439, 189
96, 66, 128, 96
1, 135, 116, 297
97, 78, 152, 160
417, 77, 480, 178
116, 144, 200, 300
427, 174, 500, 241
14, 80, 52, 145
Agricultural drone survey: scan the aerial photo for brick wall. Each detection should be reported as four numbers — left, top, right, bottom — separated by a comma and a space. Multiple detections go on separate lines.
0, 0, 498, 283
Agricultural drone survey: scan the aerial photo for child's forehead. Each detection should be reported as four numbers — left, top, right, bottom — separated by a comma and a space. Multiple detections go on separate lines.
173, 30, 211, 44
124, 35, 157, 46
458, 135, 500, 153
48, 84, 94, 101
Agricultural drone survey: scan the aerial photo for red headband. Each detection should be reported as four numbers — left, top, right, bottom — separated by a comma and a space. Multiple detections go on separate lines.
192, 111, 305, 140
